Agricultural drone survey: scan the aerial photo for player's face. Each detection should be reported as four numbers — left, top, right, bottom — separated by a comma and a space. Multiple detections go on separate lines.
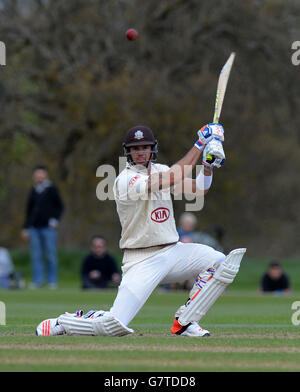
268, 266, 282, 280
33, 169, 48, 184
92, 238, 106, 257
129, 145, 152, 166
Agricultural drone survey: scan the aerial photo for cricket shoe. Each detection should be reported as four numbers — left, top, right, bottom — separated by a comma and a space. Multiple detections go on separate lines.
171, 318, 210, 337
36, 318, 65, 336
36, 310, 84, 336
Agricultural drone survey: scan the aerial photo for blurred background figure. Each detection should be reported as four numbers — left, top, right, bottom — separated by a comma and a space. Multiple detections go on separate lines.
0, 247, 14, 289
0, 247, 25, 289
81, 235, 121, 290
177, 212, 224, 252
21, 165, 64, 289
177, 212, 197, 243
164, 213, 225, 291
260, 260, 291, 295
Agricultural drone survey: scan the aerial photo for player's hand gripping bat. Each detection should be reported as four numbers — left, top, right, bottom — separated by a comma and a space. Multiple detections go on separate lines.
206, 52, 235, 164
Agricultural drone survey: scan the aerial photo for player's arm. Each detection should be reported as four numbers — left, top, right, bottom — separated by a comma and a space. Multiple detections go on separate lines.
147, 145, 202, 192
174, 166, 213, 196
147, 123, 224, 193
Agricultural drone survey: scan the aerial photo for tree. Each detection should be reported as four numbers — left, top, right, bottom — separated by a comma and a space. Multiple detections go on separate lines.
0, 0, 299, 256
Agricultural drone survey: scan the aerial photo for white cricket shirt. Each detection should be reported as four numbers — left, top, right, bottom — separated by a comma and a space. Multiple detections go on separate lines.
113, 162, 179, 252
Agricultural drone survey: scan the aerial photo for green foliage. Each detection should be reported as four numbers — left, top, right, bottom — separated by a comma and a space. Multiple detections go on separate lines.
0, 0, 299, 256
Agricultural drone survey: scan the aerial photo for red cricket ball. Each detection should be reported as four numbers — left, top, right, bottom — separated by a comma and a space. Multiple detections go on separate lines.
126, 28, 138, 41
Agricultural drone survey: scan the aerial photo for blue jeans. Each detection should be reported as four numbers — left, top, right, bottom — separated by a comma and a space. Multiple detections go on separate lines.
28, 227, 58, 286
0, 276, 11, 289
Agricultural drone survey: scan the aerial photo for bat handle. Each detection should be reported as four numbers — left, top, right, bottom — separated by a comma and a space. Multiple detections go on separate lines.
206, 153, 215, 163
206, 116, 219, 163
213, 114, 219, 124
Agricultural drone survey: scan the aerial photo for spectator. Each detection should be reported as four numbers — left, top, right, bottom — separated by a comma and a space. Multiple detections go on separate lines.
205, 225, 226, 252
21, 165, 64, 289
0, 247, 25, 289
177, 212, 197, 241
168, 213, 224, 291
0, 247, 14, 289
81, 235, 121, 290
260, 261, 291, 295
177, 212, 224, 252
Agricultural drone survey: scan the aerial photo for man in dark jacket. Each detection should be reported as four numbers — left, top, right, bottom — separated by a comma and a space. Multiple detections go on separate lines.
22, 165, 64, 288
81, 235, 120, 289
260, 261, 291, 295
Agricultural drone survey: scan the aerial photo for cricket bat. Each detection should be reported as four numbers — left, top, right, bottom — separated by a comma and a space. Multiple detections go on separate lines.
206, 52, 235, 163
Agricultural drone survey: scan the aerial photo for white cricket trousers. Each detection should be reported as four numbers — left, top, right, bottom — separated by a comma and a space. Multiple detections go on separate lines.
110, 242, 225, 326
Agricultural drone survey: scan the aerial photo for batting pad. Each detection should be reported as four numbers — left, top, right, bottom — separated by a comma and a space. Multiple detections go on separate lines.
58, 311, 134, 336
178, 248, 246, 326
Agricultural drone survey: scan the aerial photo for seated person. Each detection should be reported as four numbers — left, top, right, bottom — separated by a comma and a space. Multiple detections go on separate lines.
177, 212, 224, 252
177, 212, 197, 240
81, 235, 121, 289
0, 247, 14, 289
260, 261, 291, 295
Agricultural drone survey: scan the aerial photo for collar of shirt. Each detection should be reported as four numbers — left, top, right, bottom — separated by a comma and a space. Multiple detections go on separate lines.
34, 180, 52, 194
126, 161, 149, 175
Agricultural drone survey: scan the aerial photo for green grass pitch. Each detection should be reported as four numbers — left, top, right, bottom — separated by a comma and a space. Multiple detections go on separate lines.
1, 288, 300, 372
0, 254, 300, 372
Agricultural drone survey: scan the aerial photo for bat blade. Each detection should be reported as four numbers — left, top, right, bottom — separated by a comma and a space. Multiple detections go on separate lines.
213, 52, 235, 123
206, 52, 235, 163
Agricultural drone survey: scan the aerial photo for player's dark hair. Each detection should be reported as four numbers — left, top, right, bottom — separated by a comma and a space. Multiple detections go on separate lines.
33, 164, 48, 172
91, 235, 106, 243
269, 260, 281, 268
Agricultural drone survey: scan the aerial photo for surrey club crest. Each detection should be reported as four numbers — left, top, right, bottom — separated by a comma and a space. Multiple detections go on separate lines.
134, 130, 144, 140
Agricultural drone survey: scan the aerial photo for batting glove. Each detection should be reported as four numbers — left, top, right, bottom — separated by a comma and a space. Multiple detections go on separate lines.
195, 123, 224, 151
203, 138, 226, 169
209, 123, 224, 142
195, 124, 213, 150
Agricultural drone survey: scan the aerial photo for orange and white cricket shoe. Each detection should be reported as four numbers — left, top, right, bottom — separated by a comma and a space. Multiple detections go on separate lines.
36, 310, 84, 336
36, 318, 65, 336
171, 318, 210, 337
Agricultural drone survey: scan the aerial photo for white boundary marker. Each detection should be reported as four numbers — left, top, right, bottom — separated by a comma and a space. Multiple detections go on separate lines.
0, 301, 6, 325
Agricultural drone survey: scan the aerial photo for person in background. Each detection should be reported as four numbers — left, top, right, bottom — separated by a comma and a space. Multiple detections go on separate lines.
177, 212, 197, 240
81, 235, 121, 290
21, 165, 64, 289
172, 213, 224, 291
0, 247, 25, 289
260, 260, 291, 295
0, 247, 14, 289
177, 212, 224, 252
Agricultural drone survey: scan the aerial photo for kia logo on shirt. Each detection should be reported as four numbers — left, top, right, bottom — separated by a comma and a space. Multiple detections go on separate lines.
151, 207, 170, 223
